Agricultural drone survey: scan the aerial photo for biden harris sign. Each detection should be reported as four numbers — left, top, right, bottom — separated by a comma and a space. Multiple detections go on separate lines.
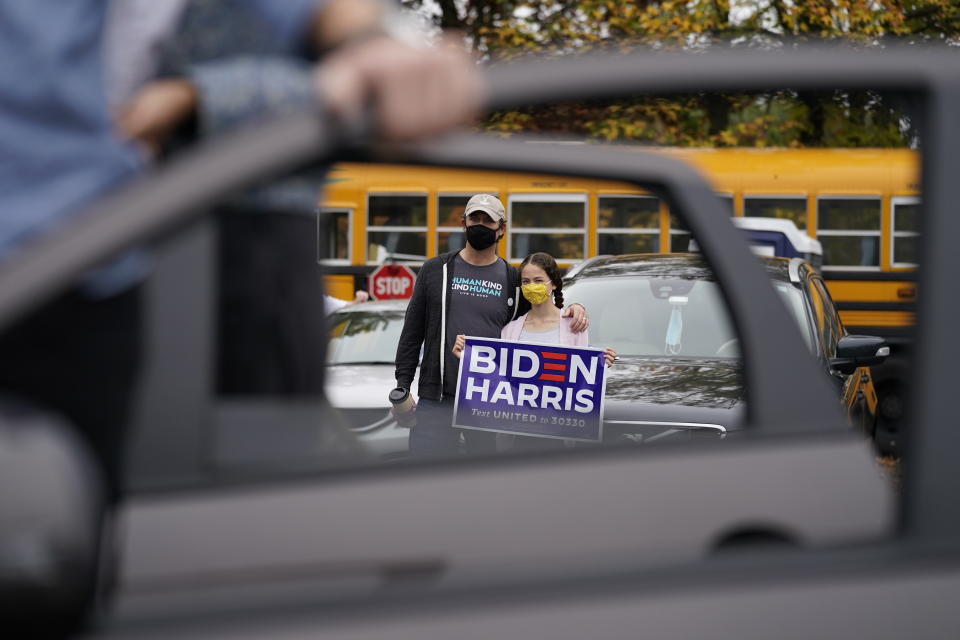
453, 337, 607, 442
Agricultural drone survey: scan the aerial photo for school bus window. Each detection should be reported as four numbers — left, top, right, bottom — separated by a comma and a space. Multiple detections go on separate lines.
511, 232, 585, 261
892, 197, 920, 267
366, 194, 428, 263
597, 195, 660, 254
508, 194, 586, 261
744, 196, 807, 230
317, 208, 350, 263
669, 213, 691, 253
817, 197, 881, 269
438, 194, 471, 254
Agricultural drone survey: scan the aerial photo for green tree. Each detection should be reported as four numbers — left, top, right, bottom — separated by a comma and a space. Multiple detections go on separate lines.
402, 0, 960, 147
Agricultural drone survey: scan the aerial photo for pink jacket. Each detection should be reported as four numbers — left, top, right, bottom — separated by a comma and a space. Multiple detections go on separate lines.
500, 313, 589, 347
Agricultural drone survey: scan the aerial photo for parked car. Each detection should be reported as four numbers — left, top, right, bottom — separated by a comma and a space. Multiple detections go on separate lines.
326, 299, 414, 459
325, 253, 886, 456
565, 253, 888, 446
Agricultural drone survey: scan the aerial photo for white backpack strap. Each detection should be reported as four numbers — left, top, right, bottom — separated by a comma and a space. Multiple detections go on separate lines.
440, 260, 448, 395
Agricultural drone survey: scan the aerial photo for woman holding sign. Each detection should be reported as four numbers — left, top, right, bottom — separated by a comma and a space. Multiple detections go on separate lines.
453, 252, 616, 449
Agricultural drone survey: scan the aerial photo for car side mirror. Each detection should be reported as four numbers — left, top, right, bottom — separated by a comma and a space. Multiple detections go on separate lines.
831, 335, 890, 375
0, 400, 106, 633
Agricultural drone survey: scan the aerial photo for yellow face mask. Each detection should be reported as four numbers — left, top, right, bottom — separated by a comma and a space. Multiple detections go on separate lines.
521, 283, 551, 306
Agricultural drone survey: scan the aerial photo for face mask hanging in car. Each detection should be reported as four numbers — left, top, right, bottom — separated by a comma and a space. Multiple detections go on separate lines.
665, 296, 687, 355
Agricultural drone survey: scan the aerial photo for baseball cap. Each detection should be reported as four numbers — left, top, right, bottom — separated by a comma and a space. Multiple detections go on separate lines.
463, 194, 506, 223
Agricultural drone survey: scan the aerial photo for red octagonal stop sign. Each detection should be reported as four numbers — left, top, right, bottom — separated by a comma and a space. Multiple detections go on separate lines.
369, 264, 417, 300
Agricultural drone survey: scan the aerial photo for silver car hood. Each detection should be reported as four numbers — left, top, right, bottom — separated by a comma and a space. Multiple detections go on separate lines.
325, 364, 399, 409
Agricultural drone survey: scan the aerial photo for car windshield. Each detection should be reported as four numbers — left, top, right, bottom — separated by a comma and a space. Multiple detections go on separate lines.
565, 276, 811, 358
327, 310, 405, 364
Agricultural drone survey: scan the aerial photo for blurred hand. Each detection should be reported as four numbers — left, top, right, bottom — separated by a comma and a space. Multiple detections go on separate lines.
563, 304, 589, 333
116, 78, 198, 157
603, 347, 617, 368
353, 290, 370, 303
452, 334, 466, 359
315, 33, 483, 142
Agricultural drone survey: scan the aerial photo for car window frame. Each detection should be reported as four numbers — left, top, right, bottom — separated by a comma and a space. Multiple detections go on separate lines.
0, 46, 957, 544
11, 46, 960, 637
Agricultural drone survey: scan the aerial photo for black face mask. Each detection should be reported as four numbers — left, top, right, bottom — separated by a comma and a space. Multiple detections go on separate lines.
465, 224, 499, 251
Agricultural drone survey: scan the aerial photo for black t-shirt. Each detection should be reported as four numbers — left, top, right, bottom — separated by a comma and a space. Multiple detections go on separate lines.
443, 254, 513, 396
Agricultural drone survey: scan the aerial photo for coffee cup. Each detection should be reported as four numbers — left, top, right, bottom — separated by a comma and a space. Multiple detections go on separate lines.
389, 387, 417, 428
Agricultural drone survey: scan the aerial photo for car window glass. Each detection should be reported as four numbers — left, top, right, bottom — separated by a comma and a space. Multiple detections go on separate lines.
813, 279, 842, 351
114, 136, 883, 501
327, 310, 405, 364
564, 272, 736, 359
126, 160, 798, 487
563, 271, 810, 359
773, 282, 814, 352
806, 279, 836, 355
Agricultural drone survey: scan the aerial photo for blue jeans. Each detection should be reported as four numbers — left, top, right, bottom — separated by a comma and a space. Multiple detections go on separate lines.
408, 396, 496, 457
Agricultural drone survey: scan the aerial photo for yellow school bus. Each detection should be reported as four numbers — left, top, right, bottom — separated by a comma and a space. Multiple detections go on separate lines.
319, 148, 919, 439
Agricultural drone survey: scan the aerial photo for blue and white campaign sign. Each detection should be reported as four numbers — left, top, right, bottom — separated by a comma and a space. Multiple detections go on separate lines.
453, 337, 607, 441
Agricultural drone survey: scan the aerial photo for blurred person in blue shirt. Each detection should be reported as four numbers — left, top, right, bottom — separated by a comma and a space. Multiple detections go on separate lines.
115, 0, 393, 397
0, 0, 481, 503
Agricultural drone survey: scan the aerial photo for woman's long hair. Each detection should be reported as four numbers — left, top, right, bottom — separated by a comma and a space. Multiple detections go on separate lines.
520, 252, 564, 309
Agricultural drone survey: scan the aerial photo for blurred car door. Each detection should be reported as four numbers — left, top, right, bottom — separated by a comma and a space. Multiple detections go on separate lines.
3, 48, 933, 638
106, 129, 892, 631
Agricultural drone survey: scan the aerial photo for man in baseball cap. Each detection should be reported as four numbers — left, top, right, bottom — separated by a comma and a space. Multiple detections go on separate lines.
461, 193, 505, 252
463, 193, 505, 223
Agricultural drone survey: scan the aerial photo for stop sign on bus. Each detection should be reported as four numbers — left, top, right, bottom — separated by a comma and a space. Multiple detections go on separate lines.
369, 264, 416, 300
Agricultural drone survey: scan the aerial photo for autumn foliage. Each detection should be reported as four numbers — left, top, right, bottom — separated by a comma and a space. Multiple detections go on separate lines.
402, 0, 960, 146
